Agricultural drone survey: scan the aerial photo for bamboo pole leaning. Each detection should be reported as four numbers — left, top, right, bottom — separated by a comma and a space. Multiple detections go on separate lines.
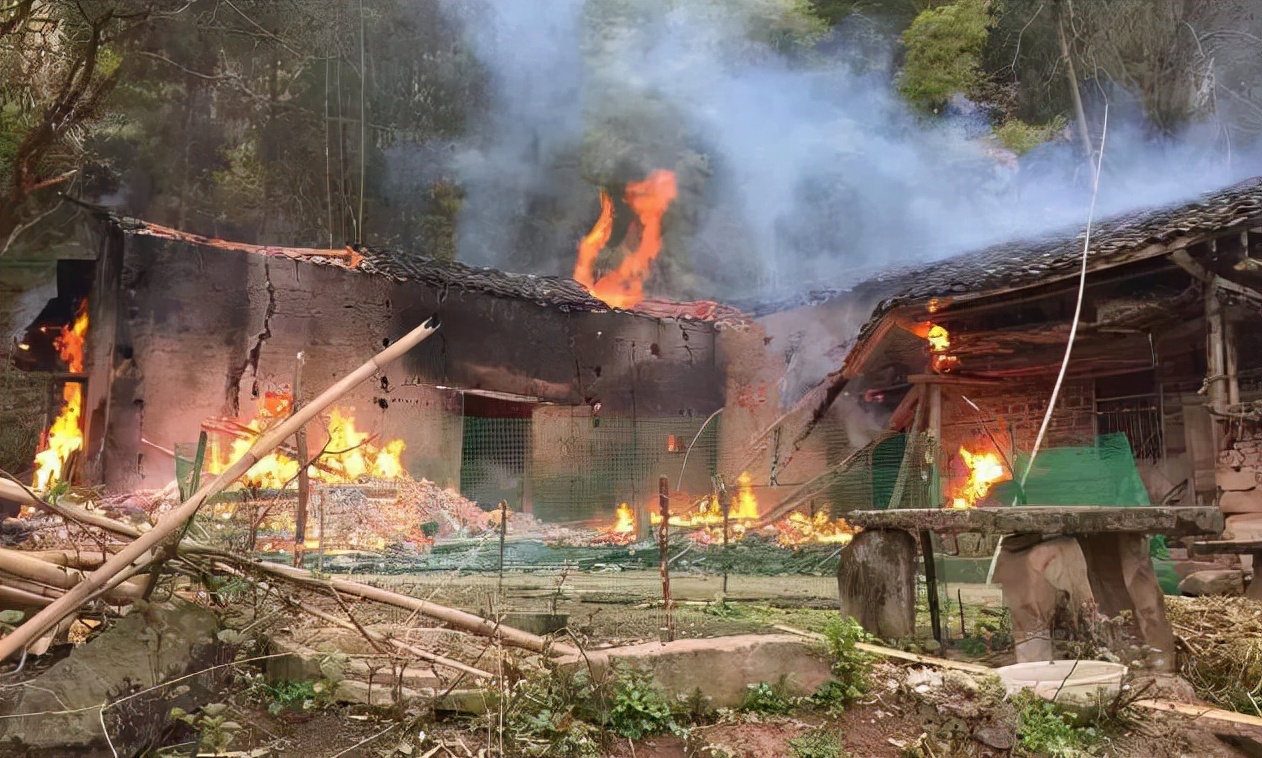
0, 315, 441, 661
229, 559, 579, 658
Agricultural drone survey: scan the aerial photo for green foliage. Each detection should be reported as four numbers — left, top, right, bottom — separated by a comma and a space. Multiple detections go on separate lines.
704, 594, 742, 619
740, 679, 797, 715
258, 679, 319, 716
994, 116, 1066, 155
788, 728, 849, 758
1149, 534, 1170, 560
498, 664, 603, 757
820, 616, 873, 703
169, 703, 243, 755
1013, 692, 1100, 757
899, 0, 993, 110
807, 679, 851, 713
673, 687, 718, 726
607, 665, 679, 739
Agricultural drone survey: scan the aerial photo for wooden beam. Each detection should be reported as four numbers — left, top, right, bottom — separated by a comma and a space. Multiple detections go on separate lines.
908, 374, 1006, 386
888, 385, 924, 431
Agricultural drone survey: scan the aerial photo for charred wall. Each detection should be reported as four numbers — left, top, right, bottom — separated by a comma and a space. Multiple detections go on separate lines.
101, 232, 723, 492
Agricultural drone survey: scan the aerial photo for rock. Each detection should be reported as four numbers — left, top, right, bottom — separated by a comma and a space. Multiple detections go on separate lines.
1220, 490, 1262, 514
838, 528, 918, 639
1225, 514, 1262, 572
563, 634, 833, 709
994, 536, 1094, 663
1178, 569, 1245, 597
1172, 560, 1229, 579
1216, 468, 1258, 491
975, 725, 1016, 750
0, 600, 221, 758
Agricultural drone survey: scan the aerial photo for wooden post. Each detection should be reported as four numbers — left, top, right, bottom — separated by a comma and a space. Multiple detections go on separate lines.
497, 499, 508, 599
1226, 318, 1240, 407
1207, 280, 1229, 452
721, 483, 731, 596
658, 476, 674, 641
924, 383, 944, 642
927, 383, 943, 506
921, 528, 943, 643
293, 352, 310, 567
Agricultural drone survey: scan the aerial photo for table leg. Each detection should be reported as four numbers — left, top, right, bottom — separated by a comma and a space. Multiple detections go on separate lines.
837, 528, 917, 639
994, 536, 1093, 663
1115, 534, 1175, 671
1247, 552, 1262, 602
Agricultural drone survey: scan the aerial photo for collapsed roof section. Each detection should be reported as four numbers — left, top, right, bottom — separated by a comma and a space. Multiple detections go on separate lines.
109, 214, 752, 328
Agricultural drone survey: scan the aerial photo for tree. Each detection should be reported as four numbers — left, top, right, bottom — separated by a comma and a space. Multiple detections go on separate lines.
898, 0, 993, 111
0, 0, 167, 255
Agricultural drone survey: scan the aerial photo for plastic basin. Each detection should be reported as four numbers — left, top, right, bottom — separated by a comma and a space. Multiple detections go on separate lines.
996, 660, 1127, 705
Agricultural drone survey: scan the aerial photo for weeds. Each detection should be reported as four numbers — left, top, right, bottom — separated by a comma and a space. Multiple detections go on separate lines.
497, 664, 603, 757
1013, 691, 1100, 757
788, 728, 848, 758
168, 703, 243, 755
740, 679, 796, 716
821, 616, 873, 704
607, 664, 679, 739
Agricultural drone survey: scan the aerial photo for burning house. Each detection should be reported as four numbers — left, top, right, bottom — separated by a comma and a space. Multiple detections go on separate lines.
825, 176, 1262, 516
13, 165, 856, 550
20, 172, 1262, 565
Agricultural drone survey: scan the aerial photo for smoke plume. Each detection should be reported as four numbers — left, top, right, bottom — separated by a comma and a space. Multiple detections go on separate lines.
439, 0, 1262, 303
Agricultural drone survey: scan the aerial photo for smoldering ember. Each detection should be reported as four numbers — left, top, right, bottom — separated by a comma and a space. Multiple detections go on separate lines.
7, 3, 1262, 758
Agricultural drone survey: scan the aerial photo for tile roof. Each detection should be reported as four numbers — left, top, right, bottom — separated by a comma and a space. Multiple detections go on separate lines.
847, 175, 1262, 323
354, 244, 606, 312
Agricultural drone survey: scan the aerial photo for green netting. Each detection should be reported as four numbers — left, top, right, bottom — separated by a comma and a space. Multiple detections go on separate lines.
525, 414, 719, 523
456, 407, 720, 521
460, 417, 529, 508
989, 432, 1150, 506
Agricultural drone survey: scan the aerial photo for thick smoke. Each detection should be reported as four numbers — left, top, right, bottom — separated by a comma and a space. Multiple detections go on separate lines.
441, 0, 1262, 302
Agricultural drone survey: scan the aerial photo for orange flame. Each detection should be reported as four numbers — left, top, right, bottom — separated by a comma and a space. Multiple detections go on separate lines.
207, 397, 407, 490
922, 322, 959, 373
927, 324, 950, 352
949, 445, 1009, 509
573, 170, 678, 308
774, 511, 856, 547
32, 303, 89, 491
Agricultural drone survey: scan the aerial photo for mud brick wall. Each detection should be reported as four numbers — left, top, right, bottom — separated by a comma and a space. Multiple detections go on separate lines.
937, 378, 1096, 509
97, 233, 724, 492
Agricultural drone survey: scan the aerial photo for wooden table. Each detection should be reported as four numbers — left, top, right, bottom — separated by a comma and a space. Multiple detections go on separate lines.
838, 506, 1224, 667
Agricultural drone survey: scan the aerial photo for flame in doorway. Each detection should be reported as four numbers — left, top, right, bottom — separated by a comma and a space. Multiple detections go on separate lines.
32, 303, 89, 491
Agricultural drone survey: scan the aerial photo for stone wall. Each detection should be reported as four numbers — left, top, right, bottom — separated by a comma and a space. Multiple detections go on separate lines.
1217, 423, 1262, 515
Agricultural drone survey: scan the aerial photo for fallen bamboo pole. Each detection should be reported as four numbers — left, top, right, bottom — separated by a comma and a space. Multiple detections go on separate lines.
0, 315, 442, 661
236, 559, 578, 657
1131, 698, 1262, 729
0, 583, 54, 607
296, 596, 495, 680
0, 478, 141, 540
0, 549, 146, 603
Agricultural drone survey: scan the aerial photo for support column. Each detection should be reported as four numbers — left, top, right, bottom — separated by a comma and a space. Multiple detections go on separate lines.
838, 528, 918, 639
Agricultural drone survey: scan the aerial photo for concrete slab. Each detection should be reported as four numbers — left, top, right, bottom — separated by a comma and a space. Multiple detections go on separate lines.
564, 633, 833, 708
